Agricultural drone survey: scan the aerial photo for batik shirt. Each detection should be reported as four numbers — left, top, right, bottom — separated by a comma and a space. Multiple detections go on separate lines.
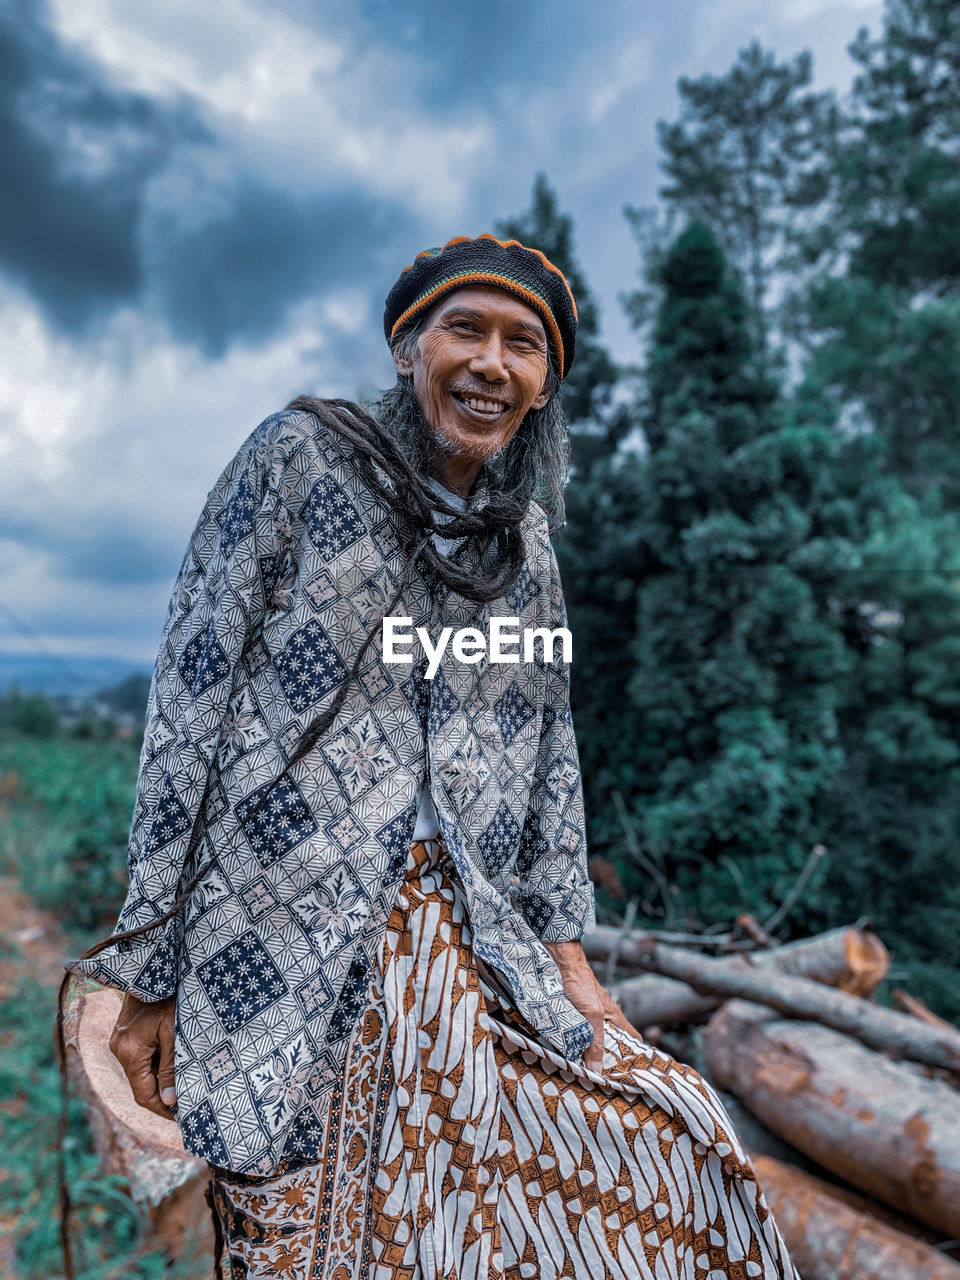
71, 407, 596, 1175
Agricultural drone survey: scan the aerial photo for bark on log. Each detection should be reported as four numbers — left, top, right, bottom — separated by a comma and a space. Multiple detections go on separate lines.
606, 924, 889, 1029
629, 941, 960, 1071
609, 976, 717, 1030
704, 1000, 960, 1238
714, 1089, 824, 1176
753, 1155, 960, 1280
63, 988, 213, 1262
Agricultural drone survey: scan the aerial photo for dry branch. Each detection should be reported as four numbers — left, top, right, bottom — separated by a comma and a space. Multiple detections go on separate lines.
629, 940, 960, 1071
735, 913, 778, 948
704, 1000, 960, 1237
604, 924, 888, 1029
762, 842, 826, 933
893, 988, 957, 1032
753, 1154, 960, 1280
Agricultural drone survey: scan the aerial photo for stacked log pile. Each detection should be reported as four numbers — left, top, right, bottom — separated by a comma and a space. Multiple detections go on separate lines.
65, 916, 960, 1277
583, 917, 960, 1279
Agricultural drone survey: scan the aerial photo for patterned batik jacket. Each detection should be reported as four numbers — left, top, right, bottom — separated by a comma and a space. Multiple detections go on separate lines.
71, 406, 596, 1174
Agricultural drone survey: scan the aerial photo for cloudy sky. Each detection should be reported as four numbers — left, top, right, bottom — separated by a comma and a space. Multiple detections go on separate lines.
0, 0, 883, 674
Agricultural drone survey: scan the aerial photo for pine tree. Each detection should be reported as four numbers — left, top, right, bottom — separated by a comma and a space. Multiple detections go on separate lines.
494, 175, 633, 491
613, 221, 867, 927
495, 174, 621, 435
801, 0, 960, 500
775, 0, 960, 1014
816, 505, 960, 1019
651, 41, 837, 344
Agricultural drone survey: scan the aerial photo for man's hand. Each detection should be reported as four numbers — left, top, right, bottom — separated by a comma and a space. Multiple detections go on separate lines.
109, 992, 177, 1120
544, 941, 643, 1073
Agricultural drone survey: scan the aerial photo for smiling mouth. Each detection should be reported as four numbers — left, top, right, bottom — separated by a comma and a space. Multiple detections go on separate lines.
451, 391, 510, 419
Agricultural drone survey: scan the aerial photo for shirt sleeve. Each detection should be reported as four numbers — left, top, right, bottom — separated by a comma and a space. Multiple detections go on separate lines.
514, 539, 596, 942
68, 423, 282, 1000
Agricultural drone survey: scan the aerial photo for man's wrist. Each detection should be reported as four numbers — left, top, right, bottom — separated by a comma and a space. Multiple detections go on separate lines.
544, 939, 591, 972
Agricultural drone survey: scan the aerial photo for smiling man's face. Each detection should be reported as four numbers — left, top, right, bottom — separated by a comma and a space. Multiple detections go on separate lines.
392, 284, 552, 496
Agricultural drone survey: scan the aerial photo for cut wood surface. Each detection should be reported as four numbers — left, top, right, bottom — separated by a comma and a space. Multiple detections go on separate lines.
771, 925, 888, 997
704, 1000, 960, 1238
602, 924, 888, 1028
63, 987, 213, 1261
628, 940, 960, 1070
753, 1154, 960, 1280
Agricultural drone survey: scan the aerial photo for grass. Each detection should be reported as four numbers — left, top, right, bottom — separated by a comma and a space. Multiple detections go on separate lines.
0, 730, 209, 1278
0, 966, 209, 1279
0, 733, 137, 928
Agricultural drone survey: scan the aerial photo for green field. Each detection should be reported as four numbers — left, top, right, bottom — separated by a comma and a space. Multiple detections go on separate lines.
0, 729, 206, 1279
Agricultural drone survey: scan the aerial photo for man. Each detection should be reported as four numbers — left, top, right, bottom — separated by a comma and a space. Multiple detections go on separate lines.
70, 235, 797, 1278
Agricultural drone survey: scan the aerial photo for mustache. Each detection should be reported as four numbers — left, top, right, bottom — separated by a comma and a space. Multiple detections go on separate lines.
448, 384, 514, 407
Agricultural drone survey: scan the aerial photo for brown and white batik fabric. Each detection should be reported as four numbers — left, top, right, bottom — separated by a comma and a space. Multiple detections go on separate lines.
208, 841, 799, 1280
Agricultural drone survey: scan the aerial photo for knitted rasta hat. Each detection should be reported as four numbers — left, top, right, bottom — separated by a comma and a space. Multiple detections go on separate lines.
383, 234, 578, 378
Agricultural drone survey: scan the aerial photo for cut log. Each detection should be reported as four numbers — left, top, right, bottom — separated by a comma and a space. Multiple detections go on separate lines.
771, 924, 889, 997
63, 987, 213, 1262
585, 922, 885, 981
715, 1089, 824, 1176
608, 976, 717, 1029
628, 940, 960, 1071
703, 1000, 960, 1238
606, 924, 888, 1030
753, 1154, 960, 1280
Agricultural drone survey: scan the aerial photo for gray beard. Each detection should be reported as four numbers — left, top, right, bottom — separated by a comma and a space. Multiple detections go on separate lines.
373, 378, 505, 479
423, 419, 507, 465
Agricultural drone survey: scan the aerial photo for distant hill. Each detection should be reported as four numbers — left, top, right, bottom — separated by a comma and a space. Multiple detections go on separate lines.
0, 653, 151, 698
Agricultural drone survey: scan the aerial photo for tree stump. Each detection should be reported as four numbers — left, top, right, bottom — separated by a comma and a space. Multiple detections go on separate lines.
62, 988, 213, 1265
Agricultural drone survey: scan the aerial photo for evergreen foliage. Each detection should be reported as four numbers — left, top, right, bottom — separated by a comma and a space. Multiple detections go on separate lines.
651, 41, 837, 339
790, 0, 960, 994
612, 221, 866, 925
495, 174, 621, 432
499, 1, 960, 1018
800, 0, 960, 502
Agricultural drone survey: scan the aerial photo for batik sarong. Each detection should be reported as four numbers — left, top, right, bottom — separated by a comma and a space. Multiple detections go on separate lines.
208, 840, 798, 1279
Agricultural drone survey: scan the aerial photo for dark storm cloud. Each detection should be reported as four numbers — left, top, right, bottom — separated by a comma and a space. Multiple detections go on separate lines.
153, 181, 415, 358
57, 525, 179, 587
292, 0, 626, 109
0, 509, 176, 586
0, 0, 209, 331
0, 2, 421, 356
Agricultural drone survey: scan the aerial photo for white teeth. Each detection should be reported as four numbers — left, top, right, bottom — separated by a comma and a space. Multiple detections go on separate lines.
463, 397, 505, 414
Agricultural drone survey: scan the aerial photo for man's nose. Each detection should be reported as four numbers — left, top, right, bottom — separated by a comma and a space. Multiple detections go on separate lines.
468, 332, 508, 382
